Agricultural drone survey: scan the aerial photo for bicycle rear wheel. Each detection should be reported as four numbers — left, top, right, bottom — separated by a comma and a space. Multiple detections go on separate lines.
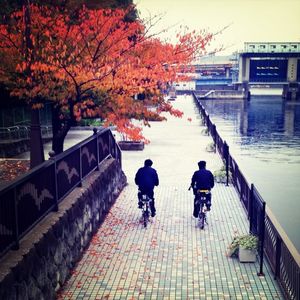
143, 208, 149, 228
198, 203, 205, 229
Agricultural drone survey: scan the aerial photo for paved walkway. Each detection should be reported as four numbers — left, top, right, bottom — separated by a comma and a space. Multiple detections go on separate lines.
57, 95, 283, 299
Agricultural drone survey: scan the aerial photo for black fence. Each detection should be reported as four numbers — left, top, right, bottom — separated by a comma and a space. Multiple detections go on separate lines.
192, 92, 300, 300
0, 125, 52, 141
0, 128, 121, 258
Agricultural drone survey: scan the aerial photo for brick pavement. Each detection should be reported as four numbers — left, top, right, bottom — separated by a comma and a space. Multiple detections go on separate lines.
57, 95, 284, 299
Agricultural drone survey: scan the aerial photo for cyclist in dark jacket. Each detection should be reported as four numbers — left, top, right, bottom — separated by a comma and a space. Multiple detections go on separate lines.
135, 159, 159, 217
190, 160, 214, 217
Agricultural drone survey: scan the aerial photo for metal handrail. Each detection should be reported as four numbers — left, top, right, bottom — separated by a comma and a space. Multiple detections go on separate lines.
191, 92, 300, 300
0, 128, 121, 258
0, 125, 52, 141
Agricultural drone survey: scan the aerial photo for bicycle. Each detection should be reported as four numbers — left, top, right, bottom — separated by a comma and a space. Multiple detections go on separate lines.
139, 193, 152, 228
195, 189, 210, 229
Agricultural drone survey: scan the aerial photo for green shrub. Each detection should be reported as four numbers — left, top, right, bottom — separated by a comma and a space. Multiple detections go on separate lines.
227, 234, 258, 257
201, 128, 208, 135
206, 142, 216, 152
239, 234, 258, 250
213, 165, 227, 183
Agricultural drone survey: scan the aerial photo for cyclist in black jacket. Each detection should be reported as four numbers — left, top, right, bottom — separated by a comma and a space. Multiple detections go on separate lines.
135, 159, 159, 217
190, 160, 214, 217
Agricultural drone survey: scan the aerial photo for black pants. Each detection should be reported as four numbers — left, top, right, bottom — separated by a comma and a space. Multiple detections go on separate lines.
193, 193, 211, 217
138, 190, 156, 214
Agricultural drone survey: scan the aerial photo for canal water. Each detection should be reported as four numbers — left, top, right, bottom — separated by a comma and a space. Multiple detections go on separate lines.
199, 93, 300, 253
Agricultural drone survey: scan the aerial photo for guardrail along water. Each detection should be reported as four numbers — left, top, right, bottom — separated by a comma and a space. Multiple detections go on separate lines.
192, 92, 300, 300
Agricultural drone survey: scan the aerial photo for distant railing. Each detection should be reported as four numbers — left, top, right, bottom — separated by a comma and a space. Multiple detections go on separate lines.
0, 125, 52, 141
0, 128, 121, 258
192, 92, 300, 300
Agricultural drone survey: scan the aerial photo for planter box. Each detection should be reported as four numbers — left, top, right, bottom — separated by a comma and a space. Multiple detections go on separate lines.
216, 176, 227, 184
118, 141, 144, 151
239, 248, 257, 262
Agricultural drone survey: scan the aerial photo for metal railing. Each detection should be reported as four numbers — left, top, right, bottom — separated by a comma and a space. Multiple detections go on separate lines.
0, 128, 121, 258
0, 125, 52, 141
192, 92, 300, 300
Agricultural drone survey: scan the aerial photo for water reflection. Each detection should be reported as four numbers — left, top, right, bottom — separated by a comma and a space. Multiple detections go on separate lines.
204, 97, 300, 161
201, 95, 300, 252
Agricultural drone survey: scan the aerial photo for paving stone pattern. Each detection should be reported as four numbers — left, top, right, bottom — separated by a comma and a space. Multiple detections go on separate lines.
58, 95, 283, 299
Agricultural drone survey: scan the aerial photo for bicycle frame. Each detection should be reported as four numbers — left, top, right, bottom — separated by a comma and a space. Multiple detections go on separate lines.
140, 194, 151, 228
195, 190, 210, 229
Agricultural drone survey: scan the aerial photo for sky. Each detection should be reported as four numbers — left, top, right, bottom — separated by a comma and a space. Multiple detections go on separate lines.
133, 0, 300, 55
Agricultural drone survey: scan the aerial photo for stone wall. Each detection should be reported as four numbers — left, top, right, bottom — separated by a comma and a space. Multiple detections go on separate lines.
0, 157, 127, 300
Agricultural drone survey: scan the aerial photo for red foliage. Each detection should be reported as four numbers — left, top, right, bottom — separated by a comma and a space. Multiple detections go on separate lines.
0, 160, 30, 182
0, 4, 213, 141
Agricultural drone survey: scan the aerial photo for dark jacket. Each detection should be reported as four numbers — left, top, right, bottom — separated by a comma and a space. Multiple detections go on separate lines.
191, 169, 214, 190
135, 166, 159, 191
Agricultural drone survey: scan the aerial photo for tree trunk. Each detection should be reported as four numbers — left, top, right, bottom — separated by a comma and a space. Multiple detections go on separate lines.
24, 0, 45, 169
51, 103, 72, 155
30, 109, 45, 168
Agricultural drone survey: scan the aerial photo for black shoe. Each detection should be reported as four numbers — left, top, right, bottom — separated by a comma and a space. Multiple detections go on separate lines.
206, 206, 211, 211
151, 211, 156, 217
138, 202, 143, 209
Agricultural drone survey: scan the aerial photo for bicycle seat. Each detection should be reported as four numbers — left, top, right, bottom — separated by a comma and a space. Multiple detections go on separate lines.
141, 194, 151, 201
197, 189, 210, 194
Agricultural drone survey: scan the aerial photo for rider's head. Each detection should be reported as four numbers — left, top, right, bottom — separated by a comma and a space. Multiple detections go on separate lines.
198, 160, 206, 169
144, 159, 153, 167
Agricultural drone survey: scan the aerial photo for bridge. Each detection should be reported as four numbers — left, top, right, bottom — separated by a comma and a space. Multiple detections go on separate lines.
192, 55, 237, 91
179, 43, 300, 100
238, 42, 300, 99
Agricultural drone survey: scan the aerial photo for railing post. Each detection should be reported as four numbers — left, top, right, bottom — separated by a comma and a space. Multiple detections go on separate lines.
49, 151, 58, 211
93, 128, 100, 170
223, 141, 229, 186
211, 124, 216, 146
258, 201, 265, 276
206, 115, 210, 133
249, 184, 254, 233
118, 145, 122, 169
275, 236, 282, 280
78, 147, 83, 187
12, 187, 19, 250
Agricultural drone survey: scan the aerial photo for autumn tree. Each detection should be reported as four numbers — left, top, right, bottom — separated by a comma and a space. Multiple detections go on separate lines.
0, 3, 213, 159
0, 0, 135, 17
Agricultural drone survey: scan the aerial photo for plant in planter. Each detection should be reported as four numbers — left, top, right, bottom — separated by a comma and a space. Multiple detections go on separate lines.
201, 128, 208, 135
238, 234, 258, 262
227, 234, 258, 262
117, 130, 146, 151
213, 165, 231, 183
205, 142, 216, 153
227, 235, 242, 257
